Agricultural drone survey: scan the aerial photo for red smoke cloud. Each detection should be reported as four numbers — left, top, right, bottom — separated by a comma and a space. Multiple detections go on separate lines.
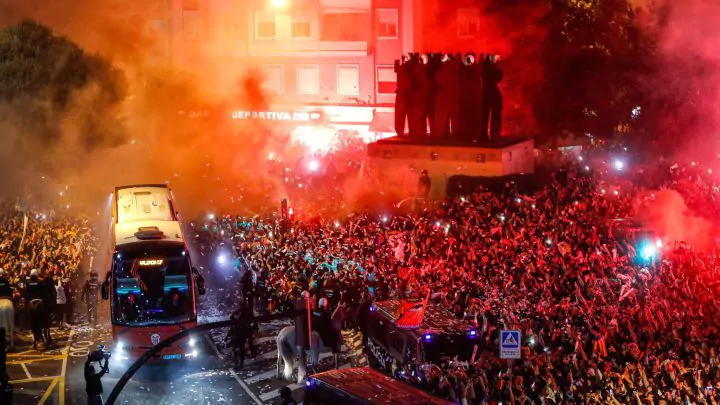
418, 1, 549, 134
636, 188, 716, 250
631, 0, 720, 160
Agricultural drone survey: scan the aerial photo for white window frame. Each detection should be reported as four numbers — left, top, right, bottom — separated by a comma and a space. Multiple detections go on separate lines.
376, 65, 396, 95
262, 64, 284, 94
376, 8, 399, 39
296, 64, 319, 95
255, 11, 276, 39
457, 8, 480, 38
291, 16, 312, 39
337, 64, 360, 96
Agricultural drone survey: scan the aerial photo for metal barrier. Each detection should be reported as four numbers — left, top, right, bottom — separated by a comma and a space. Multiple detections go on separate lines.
106, 310, 306, 405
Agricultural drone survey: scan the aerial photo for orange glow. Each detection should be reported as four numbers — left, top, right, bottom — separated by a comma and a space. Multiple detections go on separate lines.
271, 0, 287, 8
291, 125, 337, 154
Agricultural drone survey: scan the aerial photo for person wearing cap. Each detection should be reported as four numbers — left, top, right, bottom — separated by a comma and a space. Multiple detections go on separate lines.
312, 297, 337, 353
225, 303, 256, 369
84, 350, 109, 404
24, 270, 51, 349
82, 271, 99, 326
240, 270, 255, 309
24, 270, 44, 302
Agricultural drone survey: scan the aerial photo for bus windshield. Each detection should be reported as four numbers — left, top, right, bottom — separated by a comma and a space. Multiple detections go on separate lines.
111, 243, 195, 326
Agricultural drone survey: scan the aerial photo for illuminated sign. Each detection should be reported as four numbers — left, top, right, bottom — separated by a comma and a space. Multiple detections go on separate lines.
139, 259, 164, 266
231, 110, 322, 122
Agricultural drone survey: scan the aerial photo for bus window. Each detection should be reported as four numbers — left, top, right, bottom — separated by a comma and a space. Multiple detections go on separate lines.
112, 244, 194, 326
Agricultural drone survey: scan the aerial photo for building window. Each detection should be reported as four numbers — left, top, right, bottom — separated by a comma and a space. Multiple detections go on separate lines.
457, 8, 480, 38
337, 65, 360, 95
320, 13, 370, 41
292, 20, 311, 38
256, 12, 276, 39
376, 66, 396, 95
183, 10, 203, 41
262, 65, 283, 94
376, 9, 398, 39
297, 65, 319, 95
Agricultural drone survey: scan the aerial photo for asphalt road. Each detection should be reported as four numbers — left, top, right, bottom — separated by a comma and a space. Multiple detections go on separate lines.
7, 255, 366, 405
7, 317, 359, 405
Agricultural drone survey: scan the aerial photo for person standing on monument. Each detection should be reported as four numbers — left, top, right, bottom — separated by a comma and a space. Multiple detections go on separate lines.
433, 54, 460, 139
481, 54, 504, 140
408, 55, 430, 138
394, 55, 412, 137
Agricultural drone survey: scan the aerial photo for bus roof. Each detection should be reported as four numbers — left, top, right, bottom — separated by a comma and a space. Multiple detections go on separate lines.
115, 185, 176, 224
307, 367, 452, 405
373, 300, 474, 336
115, 221, 184, 246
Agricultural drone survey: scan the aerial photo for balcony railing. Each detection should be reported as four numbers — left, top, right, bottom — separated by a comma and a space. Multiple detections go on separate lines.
248, 39, 368, 56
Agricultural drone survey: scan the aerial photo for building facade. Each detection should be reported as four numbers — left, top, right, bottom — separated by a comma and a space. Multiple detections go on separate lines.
155, 0, 420, 107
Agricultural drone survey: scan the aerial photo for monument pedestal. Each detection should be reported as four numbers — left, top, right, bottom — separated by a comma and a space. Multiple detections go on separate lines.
367, 136, 534, 197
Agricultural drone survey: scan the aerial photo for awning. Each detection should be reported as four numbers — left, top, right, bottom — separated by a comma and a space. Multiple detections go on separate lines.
369, 111, 395, 133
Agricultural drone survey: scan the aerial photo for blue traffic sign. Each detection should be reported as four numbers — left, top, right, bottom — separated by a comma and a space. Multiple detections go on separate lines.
500, 330, 521, 359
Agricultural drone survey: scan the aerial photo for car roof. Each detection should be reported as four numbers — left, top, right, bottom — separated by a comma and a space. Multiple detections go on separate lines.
308, 367, 453, 405
372, 299, 474, 335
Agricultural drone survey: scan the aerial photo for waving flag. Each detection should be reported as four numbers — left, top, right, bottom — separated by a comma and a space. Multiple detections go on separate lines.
17, 212, 28, 254
395, 290, 430, 330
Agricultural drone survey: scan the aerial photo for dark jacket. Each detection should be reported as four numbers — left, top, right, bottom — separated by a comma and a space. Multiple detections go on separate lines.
0, 276, 12, 299
84, 360, 108, 395
82, 276, 99, 303
227, 308, 254, 346
24, 277, 45, 302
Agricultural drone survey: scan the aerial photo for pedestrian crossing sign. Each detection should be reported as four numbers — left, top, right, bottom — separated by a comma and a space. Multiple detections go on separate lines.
500, 330, 521, 359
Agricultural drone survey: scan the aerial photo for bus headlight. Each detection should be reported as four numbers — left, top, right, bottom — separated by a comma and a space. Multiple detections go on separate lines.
115, 341, 125, 352
189, 338, 196, 347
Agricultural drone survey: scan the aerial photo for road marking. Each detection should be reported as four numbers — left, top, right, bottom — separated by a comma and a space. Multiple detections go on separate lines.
229, 368, 265, 405
8, 350, 47, 357
7, 356, 65, 365
39, 377, 59, 405
71, 340, 93, 348
259, 383, 302, 402
254, 361, 353, 402
204, 333, 223, 360
231, 348, 278, 367
59, 328, 74, 405
243, 369, 277, 384
9, 375, 58, 384
21, 363, 31, 379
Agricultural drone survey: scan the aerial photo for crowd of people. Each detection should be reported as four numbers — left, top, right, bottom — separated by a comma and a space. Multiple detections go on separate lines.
199, 150, 720, 404
0, 206, 95, 333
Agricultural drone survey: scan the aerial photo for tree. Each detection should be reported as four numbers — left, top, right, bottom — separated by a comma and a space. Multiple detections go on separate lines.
534, 0, 650, 138
0, 19, 127, 160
